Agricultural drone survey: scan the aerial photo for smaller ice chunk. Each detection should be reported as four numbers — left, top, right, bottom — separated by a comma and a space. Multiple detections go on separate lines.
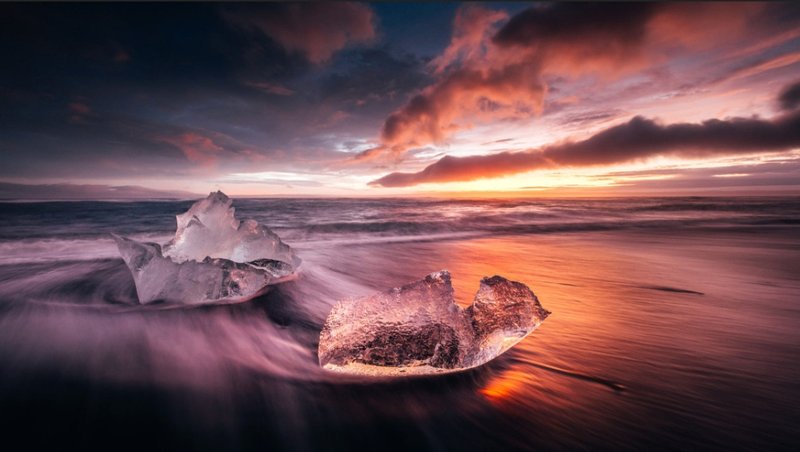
318, 271, 550, 377
114, 191, 299, 305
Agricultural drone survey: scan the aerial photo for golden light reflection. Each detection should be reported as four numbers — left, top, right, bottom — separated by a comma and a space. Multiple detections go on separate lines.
441, 235, 633, 396
480, 369, 532, 402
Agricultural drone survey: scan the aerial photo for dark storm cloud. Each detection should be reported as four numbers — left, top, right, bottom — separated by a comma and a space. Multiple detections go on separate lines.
0, 3, 280, 88
778, 80, 800, 111
0, 2, 433, 179
0, 107, 270, 179
317, 48, 429, 108
223, 2, 376, 64
0, 2, 304, 177
370, 106, 800, 187
493, 2, 656, 51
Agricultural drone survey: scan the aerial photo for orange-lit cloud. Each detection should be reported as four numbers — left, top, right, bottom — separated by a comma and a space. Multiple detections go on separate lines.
645, 2, 762, 49
364, 5, 540, 159
366, 3, 772, 161
430, 6, 509, 75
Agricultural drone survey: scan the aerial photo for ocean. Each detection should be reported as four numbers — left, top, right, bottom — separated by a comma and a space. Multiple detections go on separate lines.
0, 196, 798, 451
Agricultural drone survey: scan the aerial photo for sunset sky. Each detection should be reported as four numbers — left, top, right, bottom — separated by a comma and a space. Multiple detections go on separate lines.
2, 2, 800, 197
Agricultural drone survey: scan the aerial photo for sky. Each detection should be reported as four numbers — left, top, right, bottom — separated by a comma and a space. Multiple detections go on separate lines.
1, 1, 800, 198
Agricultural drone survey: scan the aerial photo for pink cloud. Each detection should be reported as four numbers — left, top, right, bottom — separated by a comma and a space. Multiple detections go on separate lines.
161, 132, 224, 168
430, 5, 508, 75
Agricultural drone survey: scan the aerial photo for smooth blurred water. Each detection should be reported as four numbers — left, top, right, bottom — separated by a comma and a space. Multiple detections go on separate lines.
0, 197, 798, 451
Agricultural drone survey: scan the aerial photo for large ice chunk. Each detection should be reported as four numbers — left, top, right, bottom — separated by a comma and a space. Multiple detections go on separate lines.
113, 191, 300, 305
318, 271, 549, 376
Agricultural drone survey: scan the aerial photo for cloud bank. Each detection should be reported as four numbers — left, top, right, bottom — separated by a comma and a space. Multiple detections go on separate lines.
371, 107, 800, 187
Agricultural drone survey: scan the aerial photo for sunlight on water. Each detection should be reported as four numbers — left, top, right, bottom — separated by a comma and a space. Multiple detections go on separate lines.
480, 369, 533, 402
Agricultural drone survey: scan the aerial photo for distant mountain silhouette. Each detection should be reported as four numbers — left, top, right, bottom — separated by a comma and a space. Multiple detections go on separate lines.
0, 182, 199, 200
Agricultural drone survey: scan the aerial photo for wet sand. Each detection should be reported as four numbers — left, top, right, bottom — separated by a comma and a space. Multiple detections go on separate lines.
1, 226, 798, 451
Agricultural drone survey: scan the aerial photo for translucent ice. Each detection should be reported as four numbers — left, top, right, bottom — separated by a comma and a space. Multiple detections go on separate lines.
162, 191, 299, 267
113, 191, 300, 305
318, 271, 550, 376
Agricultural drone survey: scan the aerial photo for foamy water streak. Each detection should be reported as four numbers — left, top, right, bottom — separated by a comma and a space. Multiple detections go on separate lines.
0, 197, 797, 264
